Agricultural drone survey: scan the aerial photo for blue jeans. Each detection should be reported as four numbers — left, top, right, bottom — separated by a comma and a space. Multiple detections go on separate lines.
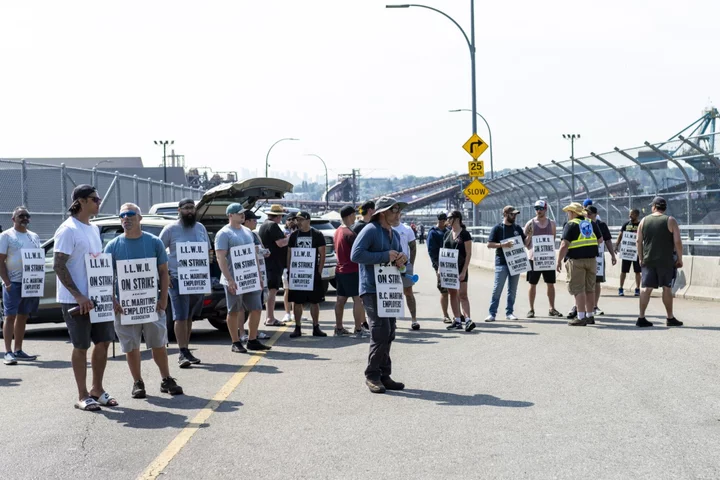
489, 264, 519, 316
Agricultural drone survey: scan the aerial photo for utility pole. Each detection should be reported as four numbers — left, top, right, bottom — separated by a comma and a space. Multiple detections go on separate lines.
563, 134, 581, 200
154, 140, 174, 184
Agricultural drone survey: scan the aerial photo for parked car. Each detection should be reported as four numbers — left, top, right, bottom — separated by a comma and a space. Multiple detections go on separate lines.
0, 178, 293, 338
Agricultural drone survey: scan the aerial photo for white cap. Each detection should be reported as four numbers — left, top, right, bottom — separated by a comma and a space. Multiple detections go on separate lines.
534, 200, 547, 208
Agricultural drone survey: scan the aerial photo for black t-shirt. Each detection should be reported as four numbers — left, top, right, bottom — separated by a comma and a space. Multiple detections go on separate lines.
289, 228, 326, 267
621, 221, 640, 233
352, 221, 368, 235
488, 223, 526, 266
259, 220, 287, 272
442, 229, 473, 272
596, 220, 611, 242
562, 217, 601, 259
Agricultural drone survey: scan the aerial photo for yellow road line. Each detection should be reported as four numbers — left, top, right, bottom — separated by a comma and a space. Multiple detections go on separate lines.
138, 326, 288, 480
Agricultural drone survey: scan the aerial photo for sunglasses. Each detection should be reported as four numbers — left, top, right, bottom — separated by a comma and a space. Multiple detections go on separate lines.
16, 214, 31, 219
389, 206, 401, 213
119, 211, 138, 219
534, 207, 545, 211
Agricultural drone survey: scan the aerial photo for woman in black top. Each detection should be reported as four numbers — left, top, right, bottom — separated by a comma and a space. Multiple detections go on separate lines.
443, 211, 475, 332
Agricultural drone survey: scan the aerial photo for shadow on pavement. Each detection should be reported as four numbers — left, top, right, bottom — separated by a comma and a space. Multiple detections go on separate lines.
390, 388, 534, 408
33, 359, 73, 369
99, 405, 193, 430
262, 350, 331, 362
145, 395, 243, 412
0, 378, 22, 387
191, 363, 283, 374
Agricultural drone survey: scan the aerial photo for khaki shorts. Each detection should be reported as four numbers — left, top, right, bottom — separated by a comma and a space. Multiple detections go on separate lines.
568, 258, 597, 296
114, 311, 168, 353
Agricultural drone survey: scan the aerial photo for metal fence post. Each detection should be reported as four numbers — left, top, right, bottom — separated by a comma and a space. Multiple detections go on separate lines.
162, 182, 167, 203
133, 175, 139, 205
148, 178, 153, 208
115, 171, 121, 214
171, 183, 176, 202
92, 167, 97, 188
60, 163, 68, 221
20, 160, 28, 207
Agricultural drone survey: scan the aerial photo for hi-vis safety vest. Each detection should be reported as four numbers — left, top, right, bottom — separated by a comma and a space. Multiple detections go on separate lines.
567, 217, 597, 250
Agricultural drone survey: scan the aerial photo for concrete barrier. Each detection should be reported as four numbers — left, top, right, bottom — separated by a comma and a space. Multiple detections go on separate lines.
470, 243, 719, 302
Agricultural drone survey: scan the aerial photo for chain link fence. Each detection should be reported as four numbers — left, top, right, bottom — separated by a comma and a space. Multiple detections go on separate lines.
0, 159, 204, 241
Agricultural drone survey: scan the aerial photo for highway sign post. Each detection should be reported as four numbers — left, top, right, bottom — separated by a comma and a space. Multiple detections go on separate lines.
462, 133, 488, 160
468, 160, 485, 178
463, 178, 489, 205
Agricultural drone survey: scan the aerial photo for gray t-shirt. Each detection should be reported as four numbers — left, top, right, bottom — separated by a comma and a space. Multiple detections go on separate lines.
214, 224, 257, 283
0, 228, 42, 282
159, 221, 210, 278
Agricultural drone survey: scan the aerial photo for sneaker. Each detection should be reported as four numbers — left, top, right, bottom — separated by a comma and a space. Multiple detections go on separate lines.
362, 321, 369, 330
334, 327, 351, 336
527, 310, 535, 319
484, 315, 496, 322
446, 321, 462, 330
465, 320, 476, 332
160, 377, 184, 396
411, 321, 420, 330
231, 341, 247, 353
618, 288, 625, 297
506, 314, 518, 321
634, 288, 640, 297
586, 316, 595, 325
246, 339, 272, 351
240, 334, 249, 343
381, 376, 405, 391
593, 307, 604, 316
282, 313, 292, 323
289, 327, 302, 338
3, 352, 17, 365
366, 378, 386, 394
666, 317, 683, 327
549, 308, 563, 318
568, 318, 587, 326
312, 325, 327, 337
13, 350, 37, 361
355, 328, 371, 339
131, 380, 146, 399
443, 316, 453, 324
185, 350, 201, 365
636, 318, 653, 328
257, 332, 271, 340
460, 315, 466, 324
567, 306, 577, 319
178, 353, 192, 369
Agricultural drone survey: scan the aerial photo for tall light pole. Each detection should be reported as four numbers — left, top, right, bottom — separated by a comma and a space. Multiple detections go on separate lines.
562, 134, 580, 200
304, 154, 329, 211
154, 140, 174, 183
265, 138, 299, 177
93, 159, 113, 170
449, 109, 493, 178
387, 2, 478, 136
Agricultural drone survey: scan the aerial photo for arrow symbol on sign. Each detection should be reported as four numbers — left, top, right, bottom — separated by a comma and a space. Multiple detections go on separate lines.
470, 140, 484, 153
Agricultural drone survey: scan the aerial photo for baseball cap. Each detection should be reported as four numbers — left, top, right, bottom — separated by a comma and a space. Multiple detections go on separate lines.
178, 198, 195, 208
358, 201, 375, 215
226, 203, 244, 215
340, 205, 356, 219
243, 210, 259, 220
295, 211, 311, 220
583, 199, 593, 207
651, 196, 667, 209
586, 205, 598, 215
503, 205, 520, 215
437, 213, 448, 221
71, 184, 97, 202
534, 200, 547, 209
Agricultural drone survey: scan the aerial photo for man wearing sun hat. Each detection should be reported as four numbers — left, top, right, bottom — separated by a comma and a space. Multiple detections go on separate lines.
556, 202, 602, 326
258, 204, 289, 326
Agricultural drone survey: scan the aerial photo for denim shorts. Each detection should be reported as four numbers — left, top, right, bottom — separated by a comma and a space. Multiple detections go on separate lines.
169, 277, 204, 321
3, 282, 40, 316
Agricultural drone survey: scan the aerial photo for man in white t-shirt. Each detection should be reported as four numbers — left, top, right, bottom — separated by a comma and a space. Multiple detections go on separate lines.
392, 216, 419, 330
54, 185, 117, 412
0, 206, 42, 365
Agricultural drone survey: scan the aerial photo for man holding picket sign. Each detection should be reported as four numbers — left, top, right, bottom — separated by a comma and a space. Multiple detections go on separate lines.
287, 211, 327, 338
215, 203, 269, 353
159, 198, 211, 368
523, 200, 563, 319
104, 203, 183, 398
0, 206, 43, 365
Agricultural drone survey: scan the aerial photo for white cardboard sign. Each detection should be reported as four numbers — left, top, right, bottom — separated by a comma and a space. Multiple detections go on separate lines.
596, 243, 605, 277
85, 253, 115, 324
21, 248, 45, 297
502, 236, 531, 276
229, 245, 261, 294
117, 258, 159, 325
620, 231, 638, 261
289, 248, 316, 292
176, 242, 211, 294
374, 264, 405, 318
439, 248, 460, 290
531, 235, 556, 272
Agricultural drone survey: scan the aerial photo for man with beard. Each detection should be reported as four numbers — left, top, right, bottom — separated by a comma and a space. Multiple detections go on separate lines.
486, 206, 527, 322
0, 206, 42, 365
159, 198, 210, 368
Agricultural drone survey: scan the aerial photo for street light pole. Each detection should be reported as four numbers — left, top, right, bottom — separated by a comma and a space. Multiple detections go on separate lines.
93, 159, 113, 170
154, 140, 174, 184
304, 154, 329, 211
449, 109, 493, 179
387, 2, 478, 135
265, 137, 299, 177
562, 134, 580, 200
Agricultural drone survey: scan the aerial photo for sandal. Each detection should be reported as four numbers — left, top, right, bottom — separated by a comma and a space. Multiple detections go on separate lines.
264, 319, 286, 327
92, 392, 119, 407
75, 397, 101, 412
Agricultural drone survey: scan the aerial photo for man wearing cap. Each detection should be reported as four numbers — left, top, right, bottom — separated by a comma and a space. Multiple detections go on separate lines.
258, 204, 289, 327
216, 204, 270, 352
351, 197, 407, 394
54, 185, 116, 411
486, 206, 528, 322
286, 212, 327, 338
616, 209, 642, 297
556, 202, 602, 326
427, 213, 451, 323
333, 206, 368, 337
352, 201, 375, 235
241, 210, 272, 343
636, 197, 684, 328
159, 199, 210, 368
523, 200, 563, 319
585, 205, 617, 316
392, 212, 420, 330
281, 212, 300, 324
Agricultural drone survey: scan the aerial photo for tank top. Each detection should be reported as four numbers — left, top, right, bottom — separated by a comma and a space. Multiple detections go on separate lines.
641, 214, 674, 268
532, 218, 553, 236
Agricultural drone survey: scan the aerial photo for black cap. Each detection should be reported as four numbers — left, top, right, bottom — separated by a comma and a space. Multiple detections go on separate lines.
296, 211, 311, 220
71, 184, 97, 202
243, 210, 259, 220
437, 213, 447, 221
651, 196, 667, 209
340, 205, 356, 219
447, 210, 462, 220
358, 201, 375, 215
178, 198, 195, 208
586, 205, 598, 214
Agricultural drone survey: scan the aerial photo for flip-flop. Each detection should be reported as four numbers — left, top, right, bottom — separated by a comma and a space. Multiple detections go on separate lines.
92, 392, 119, 407
264, 319, 286, 327
75, 398, 101, 412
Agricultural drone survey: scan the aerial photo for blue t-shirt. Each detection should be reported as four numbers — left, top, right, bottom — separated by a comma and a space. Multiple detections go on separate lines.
104, 232, 168, 267
159, 221, 210, 278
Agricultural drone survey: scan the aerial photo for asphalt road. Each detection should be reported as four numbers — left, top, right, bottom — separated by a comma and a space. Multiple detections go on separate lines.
2, 249, 720, 480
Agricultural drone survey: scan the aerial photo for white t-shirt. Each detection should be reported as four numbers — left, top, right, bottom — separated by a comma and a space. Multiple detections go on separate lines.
0, 228, 42, 282
392, 223, 416, 259
54, 217, 102, 303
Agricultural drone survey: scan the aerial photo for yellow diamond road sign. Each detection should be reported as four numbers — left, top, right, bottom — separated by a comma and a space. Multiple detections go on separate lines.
468, 160, 484, 178
464, 178, 490, 205
462, 133, 488, 160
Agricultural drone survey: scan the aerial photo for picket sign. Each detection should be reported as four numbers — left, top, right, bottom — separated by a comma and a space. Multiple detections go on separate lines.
21, 248, 45, 297
117, 258, 159, 325
374, 264, 405, 318
85, 253, 115, 324
502, 236, 531, 276
620, 231, 638, 261
439, 248, 460, 290
531, 235, 556, 272
289, 248, 315, 292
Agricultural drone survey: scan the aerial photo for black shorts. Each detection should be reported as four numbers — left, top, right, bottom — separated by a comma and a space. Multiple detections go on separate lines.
621, 259, 641, 274
266, 268, 283, 290
61, 304, 116, 350
596, 275, 605, 284
336, 272, 359, 298
527, 261, 556, 285
641, 265, 675, 289
288, 274, 325, 304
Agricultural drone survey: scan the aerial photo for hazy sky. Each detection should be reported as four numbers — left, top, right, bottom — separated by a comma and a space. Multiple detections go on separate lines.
1, 1, 717, 182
